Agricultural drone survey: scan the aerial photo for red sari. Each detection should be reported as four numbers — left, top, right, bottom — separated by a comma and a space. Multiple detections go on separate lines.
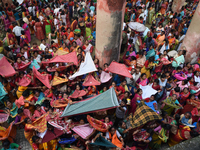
35, 22, 45, 40
130, 94, 142, 114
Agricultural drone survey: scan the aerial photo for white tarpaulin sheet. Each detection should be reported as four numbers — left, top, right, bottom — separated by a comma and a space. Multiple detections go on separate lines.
69, 52, 97, 80
140, 84, 158, 99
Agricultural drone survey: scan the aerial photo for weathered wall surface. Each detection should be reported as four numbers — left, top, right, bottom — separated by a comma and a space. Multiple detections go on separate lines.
95, 0, 126, 67
166, 135, 200, 150
172, 0, 185, 13
181, 2, 200, 62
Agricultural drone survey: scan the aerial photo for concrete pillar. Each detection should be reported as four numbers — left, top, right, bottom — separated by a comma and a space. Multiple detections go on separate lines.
181, 3, 200, 62
172, 0, 185, 13
95, 0, 126, 67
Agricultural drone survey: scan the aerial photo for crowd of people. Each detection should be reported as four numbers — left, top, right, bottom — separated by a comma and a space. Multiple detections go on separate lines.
0, 0, 200, 150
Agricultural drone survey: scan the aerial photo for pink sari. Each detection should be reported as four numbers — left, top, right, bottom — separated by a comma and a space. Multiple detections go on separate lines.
22, 23, 31, 42
130, 94, 142, 115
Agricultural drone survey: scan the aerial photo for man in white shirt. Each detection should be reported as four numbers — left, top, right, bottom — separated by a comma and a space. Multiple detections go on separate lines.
132, 68, 141, 86
126, 68, 135, 85
89, 9, 94, 17
54, 6, 60, 16
12, 23, 24, 45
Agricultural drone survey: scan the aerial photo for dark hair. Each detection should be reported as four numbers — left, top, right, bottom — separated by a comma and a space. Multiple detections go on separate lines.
137, 88, 142, 93
118, 121, 125, 127
24, 117, 30, 123
32, 135, 40, 143
122, 98, 127, 104
141, 73, 146, 78
161, 74, 166, 79
154, 79, 159, 84
190, 131, 199, 137
47, 122, 56, 136
2, 139, 10, 148
17, 108, 23, 114
174, 87, 180, 92
22, 90, 30, 97
146, 128, 153, 135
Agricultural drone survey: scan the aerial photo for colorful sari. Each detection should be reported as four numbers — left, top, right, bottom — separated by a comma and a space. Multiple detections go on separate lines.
22, 23, 31, 42
162, 97, 181, 116
44, 20, 51, 37
168, 126, 191, 147
1, 15, 10, 30
130, 94, 142, 114
24, 114, 48, 148
172, 55, 185, 68
20, 35, 29, 47
85, 23, 93, 42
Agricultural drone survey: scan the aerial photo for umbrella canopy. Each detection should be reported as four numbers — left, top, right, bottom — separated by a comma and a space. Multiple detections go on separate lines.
128, 22, 146, 32
61, 88, 119, 117
107, 61, 132, 78
129, 102, 162, 129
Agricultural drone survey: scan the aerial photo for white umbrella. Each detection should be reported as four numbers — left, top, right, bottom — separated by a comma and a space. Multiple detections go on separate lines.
128, 22, 146, 32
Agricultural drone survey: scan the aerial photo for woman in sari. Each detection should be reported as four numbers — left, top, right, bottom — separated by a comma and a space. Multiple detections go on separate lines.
20, 31, 29, 47
7, 7, 16, 23
149, 124, 172, 150
148, 5, 155, 24
6, 29, 16, 46
130, 88, 143, 115
156, 31, 165, 48
44, 17, 52, 38
82, 40, 93, 53
161, 94, 182, 116
172, 50, 185, 68
146, 45, 156, 60
141, 56, 156, 79
1, 12, 10, 30
29, 16, 35, 35
22, 21, 31, 43
136, 73, 149, 87
168, 125, 196, 147
137, 51, 146, 68
87, 86, 99, 96
24, 118, 36, 148
85, 19, 93, 42
180, 88, 190, 106
106, 126, 124, 149
4, 101, 18, 123
49, 30, 58, 44
34, 18, 45, 41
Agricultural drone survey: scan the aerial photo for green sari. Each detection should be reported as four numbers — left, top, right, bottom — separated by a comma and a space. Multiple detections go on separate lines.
45, 20, 51, 37
85, 27, 93, 42
148, 8, 155, 24
162, 97, 181, 116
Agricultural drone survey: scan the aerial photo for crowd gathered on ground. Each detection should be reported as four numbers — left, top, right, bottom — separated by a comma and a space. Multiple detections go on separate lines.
0, 0, 200, 149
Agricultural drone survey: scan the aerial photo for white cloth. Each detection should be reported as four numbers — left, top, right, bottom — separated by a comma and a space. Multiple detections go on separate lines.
160, 44, 169, 54
84, 43, 92, 52
40, 43, 46, 51
54, 8, 60, 16
194, 76, 200, 83
100, 71, 112, 83
89, 10, 94, 17
12, 26, 24, 36
140, 84, 158, 99
69, 52, 97, 80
